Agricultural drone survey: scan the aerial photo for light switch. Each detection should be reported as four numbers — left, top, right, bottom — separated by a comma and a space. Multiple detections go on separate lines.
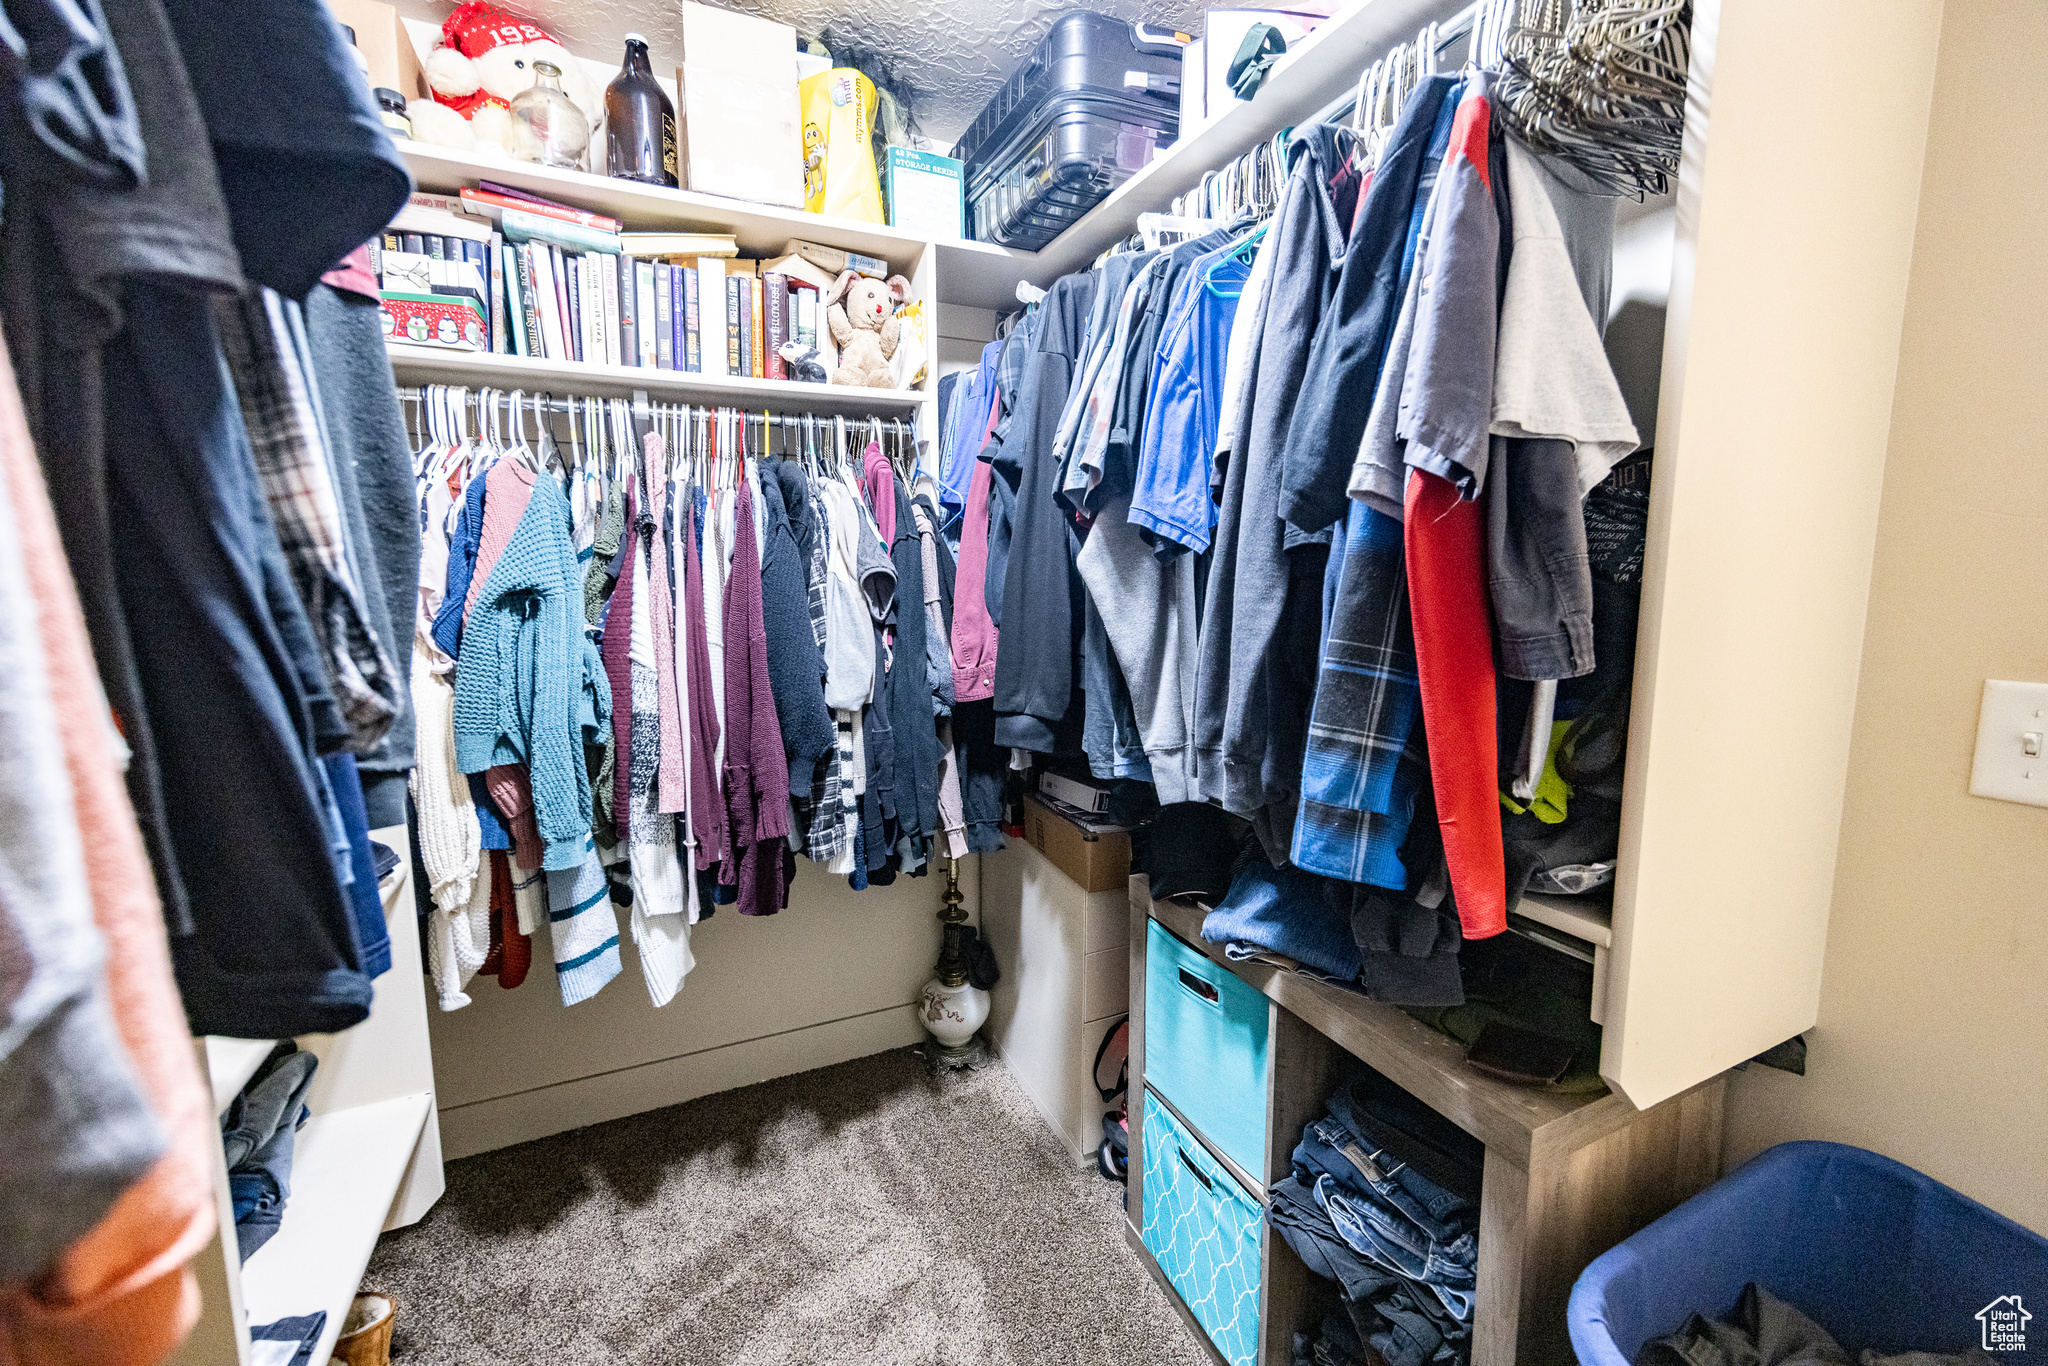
1969, 679, 2048, 808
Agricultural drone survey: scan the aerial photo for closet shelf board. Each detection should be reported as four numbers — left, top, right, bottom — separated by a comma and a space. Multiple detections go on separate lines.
204, 1037, 279, 1119
398, 141, 1029, 308
1026, 0, 1469, 280
386, 344, 930, 414
1145, 891, 1636, 1169
236, 1092, 433, 1366
1517, 893, 1613, 948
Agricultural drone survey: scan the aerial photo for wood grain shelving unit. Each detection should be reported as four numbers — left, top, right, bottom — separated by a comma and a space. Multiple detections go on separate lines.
1130, 881, 1726, 1366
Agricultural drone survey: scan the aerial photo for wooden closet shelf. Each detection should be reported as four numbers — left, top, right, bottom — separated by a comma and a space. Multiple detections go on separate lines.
385, 344, 930, 414
1143, 891, 1637, 1170
203, 1036, 280, 1119
235, 1091, 434, 1366
397, 140, 1034, 311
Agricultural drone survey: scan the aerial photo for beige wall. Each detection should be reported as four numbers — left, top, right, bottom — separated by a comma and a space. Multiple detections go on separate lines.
1723, 0, 2048, 1233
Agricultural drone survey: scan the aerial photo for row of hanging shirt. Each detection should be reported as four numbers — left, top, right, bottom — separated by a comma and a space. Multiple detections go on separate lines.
930, 37, 1649, 1007
406, 387, 967, 1012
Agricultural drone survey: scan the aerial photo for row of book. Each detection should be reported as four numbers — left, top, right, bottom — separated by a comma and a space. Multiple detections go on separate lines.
383, 232, 822, 380
376, 185, 845, 383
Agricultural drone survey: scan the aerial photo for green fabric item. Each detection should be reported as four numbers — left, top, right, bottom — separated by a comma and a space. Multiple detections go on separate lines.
1227, 24, 1287, 100
1501, 720, 1574, 824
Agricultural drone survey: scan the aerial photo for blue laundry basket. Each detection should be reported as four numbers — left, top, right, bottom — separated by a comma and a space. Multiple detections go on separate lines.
1569, 1141, 2048, 1362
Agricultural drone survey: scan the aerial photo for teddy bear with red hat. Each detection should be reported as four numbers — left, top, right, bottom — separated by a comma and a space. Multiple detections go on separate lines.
409, 1, 602, 157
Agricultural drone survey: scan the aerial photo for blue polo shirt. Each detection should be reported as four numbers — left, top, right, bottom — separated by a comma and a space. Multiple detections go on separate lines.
1129, 245, 1251, 555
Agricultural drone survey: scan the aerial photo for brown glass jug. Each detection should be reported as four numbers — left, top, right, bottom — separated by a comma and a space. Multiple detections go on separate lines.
605, 33, 678, 187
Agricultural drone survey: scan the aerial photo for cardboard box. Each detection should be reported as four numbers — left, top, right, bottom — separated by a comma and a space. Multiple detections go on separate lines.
324, 0, 427, 100
884, 146, 964, 239
675, 2, 805, 208
1021, 795, 1131, 895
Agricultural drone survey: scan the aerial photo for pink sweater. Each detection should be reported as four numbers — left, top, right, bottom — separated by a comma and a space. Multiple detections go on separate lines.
950, 389, 1003, 702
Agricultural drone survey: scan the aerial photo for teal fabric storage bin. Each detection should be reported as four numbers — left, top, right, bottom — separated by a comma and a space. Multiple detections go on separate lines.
1141, 1090, 1263, 1366
1144, 919, 1270, 1177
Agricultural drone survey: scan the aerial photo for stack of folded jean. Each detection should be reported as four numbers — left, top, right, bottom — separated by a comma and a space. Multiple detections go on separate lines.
1291, 1309, 1369, 1366
1268, 1075, 1483, 1366
221, 1043, 319, 1261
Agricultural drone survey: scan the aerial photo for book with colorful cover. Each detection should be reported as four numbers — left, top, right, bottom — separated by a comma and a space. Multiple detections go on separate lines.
499, 205, 621, 256
762, 273, 788, 380
487, 232, 506, 353
616, 253, 637, 367
668, 267, 684, 375
745, 278, 761, 378
749, 277, 766, 379
460, 186, 622, 233
725, 276, 741, 375
681, 266, 700, 372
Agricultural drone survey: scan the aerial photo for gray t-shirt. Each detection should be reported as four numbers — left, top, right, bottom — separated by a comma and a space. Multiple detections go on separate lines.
1491, 136, 1639, 494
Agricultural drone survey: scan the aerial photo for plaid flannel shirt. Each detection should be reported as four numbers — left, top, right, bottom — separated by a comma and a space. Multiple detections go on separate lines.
794, 488, 849, 864
215, 287, 398, 751
1292, 502, 1422, 889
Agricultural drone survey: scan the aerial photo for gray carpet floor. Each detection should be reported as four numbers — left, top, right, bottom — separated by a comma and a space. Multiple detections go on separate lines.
366, 1047, 1212, 1366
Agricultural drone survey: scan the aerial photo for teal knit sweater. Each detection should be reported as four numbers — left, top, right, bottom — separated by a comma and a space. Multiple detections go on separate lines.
453, 474, 603, 870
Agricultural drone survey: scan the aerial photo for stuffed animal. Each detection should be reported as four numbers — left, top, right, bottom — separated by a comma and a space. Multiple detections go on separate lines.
825, 270, 911, 388
778, 341, 829, 384
411, 2, 601, 156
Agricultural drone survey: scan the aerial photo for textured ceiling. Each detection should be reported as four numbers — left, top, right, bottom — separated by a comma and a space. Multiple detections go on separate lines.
395, 0, 1203, 148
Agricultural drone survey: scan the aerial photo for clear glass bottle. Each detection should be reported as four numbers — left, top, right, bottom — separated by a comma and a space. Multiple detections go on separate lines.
605, 33, 678, 187
509, 61, 589, 169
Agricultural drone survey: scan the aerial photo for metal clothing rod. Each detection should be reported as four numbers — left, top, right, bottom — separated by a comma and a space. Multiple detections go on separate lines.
393, 387, 889, 429
1306, 0, 1484, 129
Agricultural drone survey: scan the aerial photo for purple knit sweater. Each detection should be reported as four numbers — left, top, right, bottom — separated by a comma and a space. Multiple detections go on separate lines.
722, 483, 791, 914
602, 479, 637, 836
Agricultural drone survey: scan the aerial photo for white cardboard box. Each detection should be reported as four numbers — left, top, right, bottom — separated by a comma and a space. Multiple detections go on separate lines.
676, 2, 804, 208
981, 841, 1130, 1168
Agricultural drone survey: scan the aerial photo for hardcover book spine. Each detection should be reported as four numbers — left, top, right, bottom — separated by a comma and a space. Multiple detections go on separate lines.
617, 253, 637, 367
763, 273, 788, 380
654, 263, 674, 370
487, 232, 507, 353
516, 245, 543, 359
635, 262, 658, 368
565, 253, 584, 362
682, 267, 700, 372
602, 259, 621, 367
725, 277, 741, 376
749, 277, 766, 378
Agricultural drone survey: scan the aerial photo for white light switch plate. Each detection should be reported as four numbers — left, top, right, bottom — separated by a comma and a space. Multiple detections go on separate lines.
1969, 679, 2048, 808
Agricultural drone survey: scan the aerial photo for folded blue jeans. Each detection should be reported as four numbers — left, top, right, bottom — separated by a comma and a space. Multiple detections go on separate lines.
1268, 1177, 1464, 1366
1297, 1118, 1477, 1267
1292, 1106, 1478, 1326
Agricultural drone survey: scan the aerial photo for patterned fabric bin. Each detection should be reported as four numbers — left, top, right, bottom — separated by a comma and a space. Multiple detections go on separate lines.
1141, 1089, 1264, 1366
